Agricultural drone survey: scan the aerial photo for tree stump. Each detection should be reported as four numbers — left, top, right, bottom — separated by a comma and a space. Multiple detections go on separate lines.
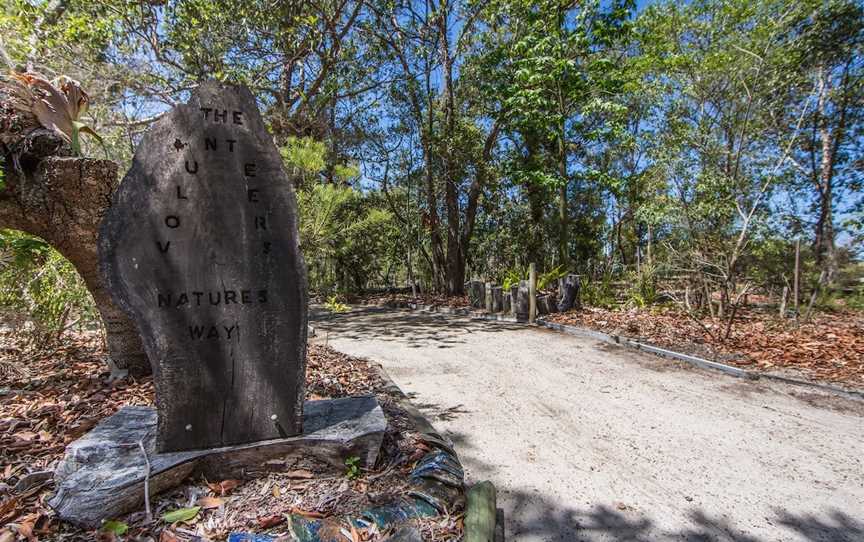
516, 281, 530, 321
491, 287, 503, 313
557, 274, 581, 312
536, 295, 552, 315
467, 281, 485, 309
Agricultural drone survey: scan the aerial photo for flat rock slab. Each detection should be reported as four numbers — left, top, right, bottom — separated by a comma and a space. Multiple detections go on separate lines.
49, 396, 386, 528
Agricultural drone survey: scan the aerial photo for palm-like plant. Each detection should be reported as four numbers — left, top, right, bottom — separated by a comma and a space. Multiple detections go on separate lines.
0, 72, 104, 156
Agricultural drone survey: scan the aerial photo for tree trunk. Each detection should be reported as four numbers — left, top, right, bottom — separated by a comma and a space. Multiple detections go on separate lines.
557, 122, 569, 269
814, 64, 839, 282
1, 148, 150, 377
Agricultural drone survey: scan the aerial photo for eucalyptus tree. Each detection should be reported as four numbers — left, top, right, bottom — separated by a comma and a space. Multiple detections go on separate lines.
363, 0, 503, 294
770, 0, 864, 284
635, 0, 824, 331
473, 0, 633, 270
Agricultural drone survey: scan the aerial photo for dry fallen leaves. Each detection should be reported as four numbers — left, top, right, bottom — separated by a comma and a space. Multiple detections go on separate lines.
548, 306, 864, 386
256, 514, 285, 528
196, 496, 224, 510
206, 479, 241, 496
0, 328, 450, 541
290, 507, 326, 519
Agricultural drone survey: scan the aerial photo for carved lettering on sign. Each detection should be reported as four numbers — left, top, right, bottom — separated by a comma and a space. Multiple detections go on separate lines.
100, 82, 307, 453
188, 323, 240, 341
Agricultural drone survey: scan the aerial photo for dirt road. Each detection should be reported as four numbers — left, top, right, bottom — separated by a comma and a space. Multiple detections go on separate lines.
312, 307, 864, 541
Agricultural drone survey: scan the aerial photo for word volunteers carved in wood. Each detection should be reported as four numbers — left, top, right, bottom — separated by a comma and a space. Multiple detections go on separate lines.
99, 81, 308, 452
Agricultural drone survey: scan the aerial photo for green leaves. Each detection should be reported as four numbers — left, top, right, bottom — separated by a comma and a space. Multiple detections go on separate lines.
161, 506, 201, 524
281, 137, 327, 177
100, 521, 128, 535
0, 230, 98, 346
344, 456, 361, 480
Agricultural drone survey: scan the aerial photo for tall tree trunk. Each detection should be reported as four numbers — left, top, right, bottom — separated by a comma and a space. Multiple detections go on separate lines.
814, 64, 840, 282
1, 149, 150, 377
439, 3, 465, 296
556, 101, 569, 269
521, 131, 546, 267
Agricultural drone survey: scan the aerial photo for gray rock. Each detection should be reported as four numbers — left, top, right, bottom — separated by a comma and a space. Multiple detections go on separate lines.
48, 396, 386, 527
99, 81, 308, 452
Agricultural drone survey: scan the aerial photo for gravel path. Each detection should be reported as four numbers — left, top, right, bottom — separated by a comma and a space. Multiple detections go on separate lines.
312, 307, 864, 542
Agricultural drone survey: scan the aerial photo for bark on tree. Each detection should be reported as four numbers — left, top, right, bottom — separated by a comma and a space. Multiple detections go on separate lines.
811, 62, 847, 284
1, 138, 150, 376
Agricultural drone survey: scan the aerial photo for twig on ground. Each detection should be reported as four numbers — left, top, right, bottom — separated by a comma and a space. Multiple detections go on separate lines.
138, 439, 153, 522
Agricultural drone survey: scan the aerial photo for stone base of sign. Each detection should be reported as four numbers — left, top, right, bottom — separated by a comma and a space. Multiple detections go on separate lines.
49, 396, 386, 528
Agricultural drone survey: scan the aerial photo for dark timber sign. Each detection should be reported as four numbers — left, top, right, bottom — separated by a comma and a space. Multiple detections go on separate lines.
99, 81, 308, 452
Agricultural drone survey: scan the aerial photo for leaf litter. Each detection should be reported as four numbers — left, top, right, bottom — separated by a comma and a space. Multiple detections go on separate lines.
547, 306, 864, 387
0, 330, 463, 541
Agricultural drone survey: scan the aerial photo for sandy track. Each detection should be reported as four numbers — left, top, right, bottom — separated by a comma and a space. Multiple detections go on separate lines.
312, 307, 864, 541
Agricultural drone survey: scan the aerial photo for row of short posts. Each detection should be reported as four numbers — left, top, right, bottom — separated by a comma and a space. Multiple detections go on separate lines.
468, 264, 580, 323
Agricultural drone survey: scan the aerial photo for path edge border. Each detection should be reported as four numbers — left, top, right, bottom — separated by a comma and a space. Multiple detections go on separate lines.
371, 361, 506, 541
536, 318, 864, 401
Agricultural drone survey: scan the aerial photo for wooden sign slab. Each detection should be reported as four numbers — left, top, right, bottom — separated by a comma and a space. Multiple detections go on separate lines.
99, 81, 307, 452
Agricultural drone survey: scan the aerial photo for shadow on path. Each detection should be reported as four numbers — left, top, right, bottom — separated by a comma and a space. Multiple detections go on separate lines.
311, 306, 522, 349
500, 491, 863, 542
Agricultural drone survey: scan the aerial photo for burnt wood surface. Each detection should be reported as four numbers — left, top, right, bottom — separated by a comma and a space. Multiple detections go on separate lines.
99, 82, 308, 451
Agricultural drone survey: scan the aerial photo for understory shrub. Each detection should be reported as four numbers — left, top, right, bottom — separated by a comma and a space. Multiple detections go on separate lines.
0, 230, 97, 348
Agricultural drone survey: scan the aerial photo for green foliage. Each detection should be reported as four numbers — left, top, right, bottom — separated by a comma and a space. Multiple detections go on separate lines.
625, 264, 658, 308
100, 521, 128, 535
2, 0, 861, 319
501, 268, 525, 291
538, 265, 568, 291
0, 230, 97, 346
161, 507, 201, 524
324, 295, 349, 314
580, 274, 617, 309
297, 184, 400, 294
344, 456, 361, 480
281, 137, 327, 179
333, 163, 360, 183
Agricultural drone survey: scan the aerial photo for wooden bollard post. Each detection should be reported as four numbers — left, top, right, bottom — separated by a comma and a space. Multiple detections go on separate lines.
465, 481, 497, 542
485, 281, 493, 313
529, 263, 537, 323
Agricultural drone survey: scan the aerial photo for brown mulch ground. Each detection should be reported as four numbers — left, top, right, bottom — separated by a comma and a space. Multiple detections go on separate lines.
0, 331, 463, 541
547, 306, 864, 387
